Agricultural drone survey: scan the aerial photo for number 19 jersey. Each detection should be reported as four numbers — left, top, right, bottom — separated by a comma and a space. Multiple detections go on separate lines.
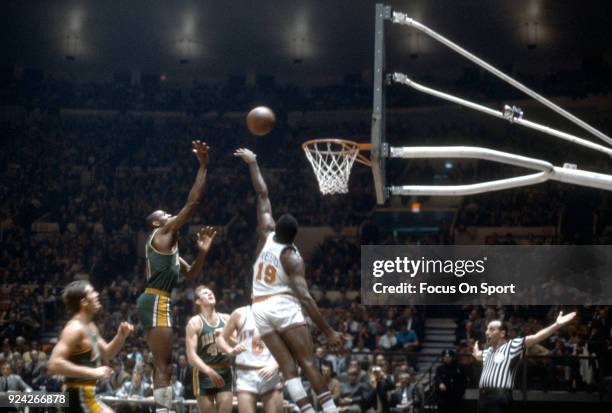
252, 232, 297, 298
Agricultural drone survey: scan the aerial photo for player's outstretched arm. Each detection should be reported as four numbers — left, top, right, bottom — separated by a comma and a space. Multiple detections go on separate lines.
96, 322, 133, 361
525, 311, 576, 348
234, 148, 275, 240
180, 226, 217, 280
48, 322, 112, 380
216, 309, 247, 356
185, 317, 225, 388
160, 140, 209, 235
281, 249, 344, 353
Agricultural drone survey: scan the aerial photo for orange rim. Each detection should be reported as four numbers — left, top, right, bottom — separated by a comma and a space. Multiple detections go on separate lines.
302, 138, 372, 167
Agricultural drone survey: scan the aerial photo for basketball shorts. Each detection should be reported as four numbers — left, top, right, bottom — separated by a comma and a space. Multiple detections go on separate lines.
235, 368, 282, 396
65, 384, 109, 413
252, 294, 306, 336
136, 288, 172, 329
193, 366, 233, 397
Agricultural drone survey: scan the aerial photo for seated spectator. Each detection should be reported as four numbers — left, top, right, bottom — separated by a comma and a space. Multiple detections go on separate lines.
0, 362, 32, 392
338, 366, 373, 412
379, 327, 398, 351
109, 359, 130, 393
116, 370, 151, 399
338, 360, 368, 385
397, 325, 420, 351
389, 373, 420, 413
351, 338, 373, 366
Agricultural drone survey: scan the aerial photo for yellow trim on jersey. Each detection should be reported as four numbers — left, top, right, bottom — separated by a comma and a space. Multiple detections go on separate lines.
148, 228, 178, 256
145, 288, 170, 297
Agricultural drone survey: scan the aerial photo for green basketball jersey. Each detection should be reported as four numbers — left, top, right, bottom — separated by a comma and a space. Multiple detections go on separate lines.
197, 313, 231, 366
65, 330, 100, 385
145, 229, 180, 293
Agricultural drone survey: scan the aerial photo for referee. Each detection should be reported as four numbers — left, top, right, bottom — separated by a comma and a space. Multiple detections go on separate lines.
472, 311, 576, 413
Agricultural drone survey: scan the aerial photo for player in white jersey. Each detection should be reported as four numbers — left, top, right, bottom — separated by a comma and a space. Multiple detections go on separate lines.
235, 148, 344, 413
216, 306, 283, 413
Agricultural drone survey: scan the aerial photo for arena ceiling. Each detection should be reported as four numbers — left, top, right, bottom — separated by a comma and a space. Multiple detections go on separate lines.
2, 0, 612, 85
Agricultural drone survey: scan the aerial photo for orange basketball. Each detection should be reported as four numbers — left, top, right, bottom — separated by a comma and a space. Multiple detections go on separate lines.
246, 106, 276, 136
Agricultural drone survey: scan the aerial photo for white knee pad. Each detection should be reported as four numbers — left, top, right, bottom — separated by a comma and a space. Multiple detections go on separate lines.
285, 377, 307, 402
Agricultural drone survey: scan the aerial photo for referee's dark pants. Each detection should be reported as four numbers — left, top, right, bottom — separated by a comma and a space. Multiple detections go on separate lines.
478, 388, 512, 413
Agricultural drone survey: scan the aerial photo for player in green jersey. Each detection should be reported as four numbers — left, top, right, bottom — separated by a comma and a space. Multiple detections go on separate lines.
49, 281, 133, 413
138, 140, 216, 412
186, 285, 235, 413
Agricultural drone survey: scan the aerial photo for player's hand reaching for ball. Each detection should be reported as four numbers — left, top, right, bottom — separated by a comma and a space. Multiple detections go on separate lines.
93, 366, 113, 380
233, 148, 257, 165
192, 140, 209, 167
117, 322, 134, 339
196, 226, 217, 254
205, 367, 225, 388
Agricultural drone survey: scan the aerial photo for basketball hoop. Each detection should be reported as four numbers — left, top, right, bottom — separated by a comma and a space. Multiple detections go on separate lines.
302, 139, 371, 195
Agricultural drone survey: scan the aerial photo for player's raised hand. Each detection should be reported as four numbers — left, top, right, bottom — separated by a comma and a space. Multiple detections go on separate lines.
93, 366, 113, 380
117, 322, 134, 338
233, 148, 257, 164
472, 341, 481, 359
196, 226, 217, 253
556, 311, 576, 326
192, 140, 209, 167
230, 344, 247, 356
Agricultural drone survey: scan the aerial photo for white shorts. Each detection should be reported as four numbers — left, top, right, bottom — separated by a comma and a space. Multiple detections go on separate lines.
235, 368, 282, 396
252, 294, 306, 336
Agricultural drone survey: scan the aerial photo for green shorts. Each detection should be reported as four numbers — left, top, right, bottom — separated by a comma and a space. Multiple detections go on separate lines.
193, 366, 233, 397
136, 288, 172, 329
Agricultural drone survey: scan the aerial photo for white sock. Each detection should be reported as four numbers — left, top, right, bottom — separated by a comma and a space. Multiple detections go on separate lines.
318, 391, 339, 413
153, 386, 173, 409
299, 403, 315, 413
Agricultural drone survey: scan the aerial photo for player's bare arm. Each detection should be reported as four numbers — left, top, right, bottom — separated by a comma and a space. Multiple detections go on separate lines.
186, 316, 225, 388
281, 248, 343, 352
94, 321, 134, 361
48, 321, 112, 380
154, 140, 209, 251
216, 308, 247, 356
525, 311, 576, 348
234, 148, 275, 250
180, 226, 217, 280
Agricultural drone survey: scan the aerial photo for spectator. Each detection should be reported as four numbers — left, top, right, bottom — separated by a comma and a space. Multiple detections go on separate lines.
109, 359, 131, 393
31, 363, 62, 392
397, 325, 420, 351
116, 370, 151, 399
338, 366, 372, 412
389, 373, 420, 413
379, 327, 398, 351
0, 362, 32, 392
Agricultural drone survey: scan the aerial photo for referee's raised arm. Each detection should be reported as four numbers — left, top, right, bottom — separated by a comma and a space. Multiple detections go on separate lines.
476, 311, 576, 413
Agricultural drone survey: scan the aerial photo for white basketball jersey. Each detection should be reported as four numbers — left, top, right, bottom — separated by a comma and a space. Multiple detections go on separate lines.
235, 306, 272, 368
252, 232, 298, 298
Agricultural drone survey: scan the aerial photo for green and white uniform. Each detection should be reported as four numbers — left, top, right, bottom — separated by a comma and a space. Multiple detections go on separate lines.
136, 229, 180, 329
193, 313, 233, 396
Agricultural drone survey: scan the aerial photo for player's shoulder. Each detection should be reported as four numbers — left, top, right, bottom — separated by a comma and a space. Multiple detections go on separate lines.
187, 314, 203, 330
61, 319, 87, 339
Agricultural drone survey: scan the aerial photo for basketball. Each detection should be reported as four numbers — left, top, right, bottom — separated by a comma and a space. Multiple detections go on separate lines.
246, 106, 275, 136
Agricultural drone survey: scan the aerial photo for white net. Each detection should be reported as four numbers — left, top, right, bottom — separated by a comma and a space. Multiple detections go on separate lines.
303, 139, 360, 194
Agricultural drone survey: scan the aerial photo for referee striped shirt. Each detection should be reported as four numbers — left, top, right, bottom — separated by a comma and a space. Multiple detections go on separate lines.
479, 337, 525, 390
